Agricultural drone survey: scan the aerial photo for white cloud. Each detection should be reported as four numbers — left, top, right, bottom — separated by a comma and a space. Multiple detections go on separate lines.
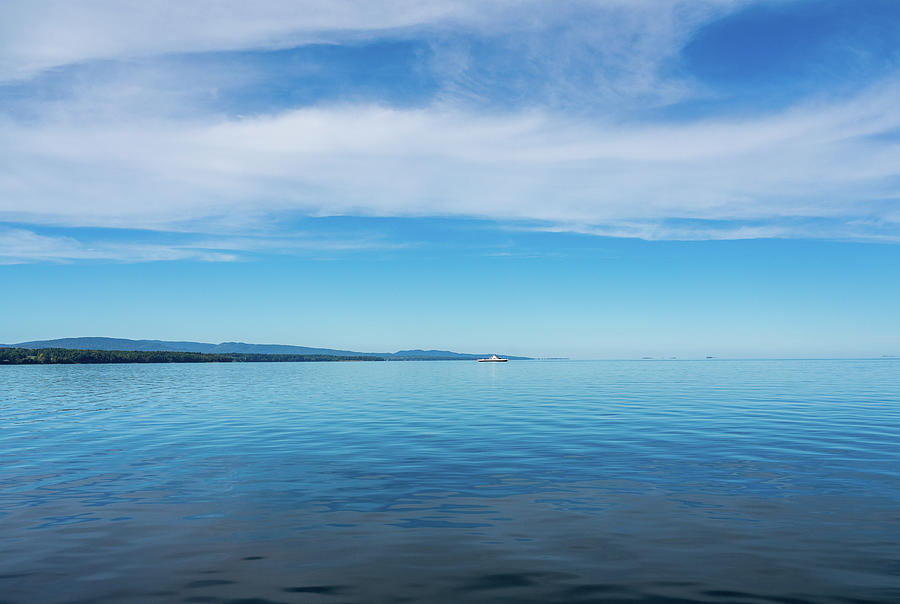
427, 0, 747, 109
2, 82, 899, 241
0, 228, 239, 263
0, 0, 744, 82
1, 0, 897, 247
0, 226, 408, 264
0, 0, 455, 80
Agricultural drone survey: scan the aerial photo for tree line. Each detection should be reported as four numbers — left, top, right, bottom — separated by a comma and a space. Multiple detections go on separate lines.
0, 348, 385, 365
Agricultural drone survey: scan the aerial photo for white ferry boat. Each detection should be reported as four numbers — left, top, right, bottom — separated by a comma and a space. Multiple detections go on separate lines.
477, 354, 508, 362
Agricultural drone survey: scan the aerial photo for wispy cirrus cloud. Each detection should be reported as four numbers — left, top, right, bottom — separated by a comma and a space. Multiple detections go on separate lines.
0, 0, 743, 83
0, 0, 463, 81
1, 0, 898, 258
0, 228, 238, 264
3, 82, 899, 240
0, 226, 407, 264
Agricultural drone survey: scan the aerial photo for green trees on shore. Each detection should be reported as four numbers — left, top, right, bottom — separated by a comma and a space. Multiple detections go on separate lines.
0, 348, 383, 365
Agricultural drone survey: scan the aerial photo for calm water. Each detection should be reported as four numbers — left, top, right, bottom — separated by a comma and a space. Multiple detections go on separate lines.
1, 360, 899, 603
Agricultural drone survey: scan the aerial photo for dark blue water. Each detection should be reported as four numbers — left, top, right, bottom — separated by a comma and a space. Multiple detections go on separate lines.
1, 360, 898, 603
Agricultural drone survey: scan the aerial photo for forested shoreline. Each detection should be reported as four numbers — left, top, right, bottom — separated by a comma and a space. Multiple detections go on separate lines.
0, 348, 384, 364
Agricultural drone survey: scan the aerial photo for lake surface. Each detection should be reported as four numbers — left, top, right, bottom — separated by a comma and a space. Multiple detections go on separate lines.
1, 360, 899, 603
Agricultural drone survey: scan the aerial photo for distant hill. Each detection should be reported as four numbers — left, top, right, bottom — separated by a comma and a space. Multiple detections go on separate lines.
393, 349, 498, 359
0, 337, 530, 360
0, 347, 381, 365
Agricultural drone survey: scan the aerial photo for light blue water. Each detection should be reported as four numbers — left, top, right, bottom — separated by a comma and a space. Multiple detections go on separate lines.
1, 360, 898, 603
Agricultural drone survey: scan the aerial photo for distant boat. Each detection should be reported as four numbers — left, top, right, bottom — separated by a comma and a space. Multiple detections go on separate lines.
478, 354, 508, 362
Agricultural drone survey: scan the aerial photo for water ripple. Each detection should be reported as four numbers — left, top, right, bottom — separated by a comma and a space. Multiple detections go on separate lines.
1, 360, 898, 602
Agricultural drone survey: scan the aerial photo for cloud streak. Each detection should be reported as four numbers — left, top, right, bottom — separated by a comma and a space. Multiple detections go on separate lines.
1, 0, 898, 253
0, 226, 408, 264
0, 0, 462, 81
3, 82, 899, 240
0, 228, 239, 263
0, 1, 743, 82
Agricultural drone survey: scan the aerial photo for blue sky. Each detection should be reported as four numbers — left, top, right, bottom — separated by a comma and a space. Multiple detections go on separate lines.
1, 0, 899, 357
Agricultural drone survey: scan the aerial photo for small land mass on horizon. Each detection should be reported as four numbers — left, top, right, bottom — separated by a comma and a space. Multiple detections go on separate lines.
0, 348, 388, 365
0, 337, 531, 363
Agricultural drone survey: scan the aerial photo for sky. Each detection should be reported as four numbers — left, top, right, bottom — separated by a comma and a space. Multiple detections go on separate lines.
1, 0, 899, 358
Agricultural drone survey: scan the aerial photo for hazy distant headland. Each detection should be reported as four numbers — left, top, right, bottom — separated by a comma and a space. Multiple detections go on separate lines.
0, 337, 530, 364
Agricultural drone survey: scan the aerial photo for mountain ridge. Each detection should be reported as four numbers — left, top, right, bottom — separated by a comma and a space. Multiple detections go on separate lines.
0, 337, 530, 360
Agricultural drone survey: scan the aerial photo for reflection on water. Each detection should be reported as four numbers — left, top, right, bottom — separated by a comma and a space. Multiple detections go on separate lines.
1, 360, 899, 603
